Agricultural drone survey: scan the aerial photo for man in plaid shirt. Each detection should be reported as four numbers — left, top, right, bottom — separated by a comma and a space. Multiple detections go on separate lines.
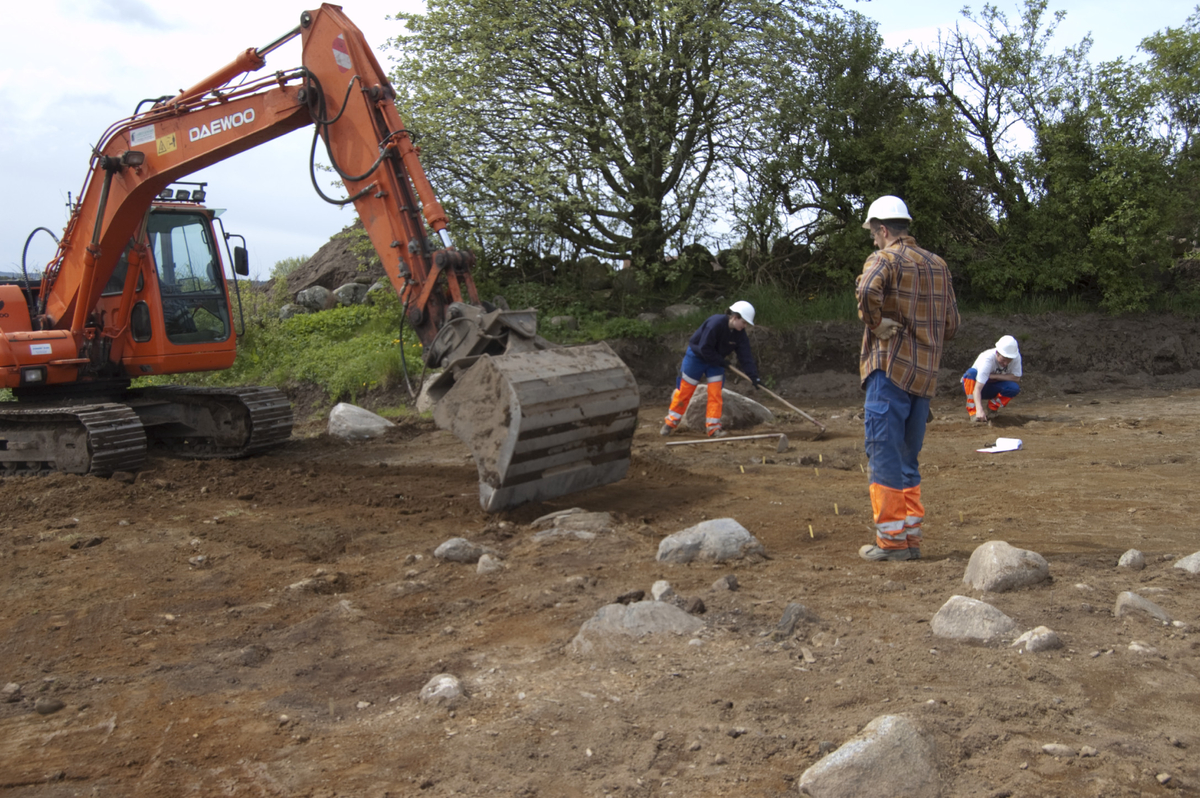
855, 196, 960, 562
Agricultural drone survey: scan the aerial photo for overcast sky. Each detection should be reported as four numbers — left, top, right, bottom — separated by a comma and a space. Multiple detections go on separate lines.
1, 0, 1195, 280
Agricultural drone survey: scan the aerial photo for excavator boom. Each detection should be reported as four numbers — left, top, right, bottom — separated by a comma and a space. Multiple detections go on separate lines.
1, 4, 639, 510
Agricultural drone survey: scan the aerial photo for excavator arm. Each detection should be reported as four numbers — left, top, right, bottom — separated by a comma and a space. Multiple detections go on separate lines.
7, 4, 639, 511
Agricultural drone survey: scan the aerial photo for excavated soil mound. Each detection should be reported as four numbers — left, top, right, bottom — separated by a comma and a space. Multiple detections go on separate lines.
285, 219, 384, 295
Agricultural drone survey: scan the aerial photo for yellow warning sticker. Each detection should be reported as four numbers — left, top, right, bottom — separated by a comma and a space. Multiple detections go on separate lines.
156, 133, 178, 156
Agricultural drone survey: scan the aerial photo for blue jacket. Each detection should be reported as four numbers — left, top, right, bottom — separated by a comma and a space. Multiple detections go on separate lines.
688, 314, 759, 381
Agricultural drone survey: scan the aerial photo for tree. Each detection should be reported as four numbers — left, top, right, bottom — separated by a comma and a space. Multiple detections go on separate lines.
732, 7, 988, 293
386, 0, 813, 279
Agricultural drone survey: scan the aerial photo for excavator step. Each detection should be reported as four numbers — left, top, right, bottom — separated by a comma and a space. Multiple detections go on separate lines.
433, 342, 639, 512
0, 403, 146, 476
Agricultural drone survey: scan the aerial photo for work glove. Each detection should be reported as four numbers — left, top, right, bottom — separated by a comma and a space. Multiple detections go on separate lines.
874, 318, 902, 341
752, 377, 764, 390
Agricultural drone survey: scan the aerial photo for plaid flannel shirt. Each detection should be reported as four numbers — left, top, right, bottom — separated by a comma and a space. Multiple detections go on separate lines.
856, 235, 960, 398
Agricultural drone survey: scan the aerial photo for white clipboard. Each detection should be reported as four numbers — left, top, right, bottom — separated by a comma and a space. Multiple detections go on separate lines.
977, 437, 1023, 453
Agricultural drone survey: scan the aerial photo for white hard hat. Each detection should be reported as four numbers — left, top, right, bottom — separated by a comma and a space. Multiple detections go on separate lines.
862, 195, 912, 229
728, 300, 755, 326
995, 335, 1019, 359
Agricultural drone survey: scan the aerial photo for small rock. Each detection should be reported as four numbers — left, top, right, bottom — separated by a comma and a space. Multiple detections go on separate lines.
419, 673, 466, 706
688, 740, 702, 751
1041, 743, 1077, 757
712, 574, 739, 591
615, 590, 645, 605
34, 698, 65, 715
1118, 549, 1146, 570
2, 683, 22, 703
683, 597, 706, 615
434, 538, 487, 564
651, 580, 674, 601
1080, 746, 1098, 757
1158, 773, 1172, 785
476, 554, 504, 575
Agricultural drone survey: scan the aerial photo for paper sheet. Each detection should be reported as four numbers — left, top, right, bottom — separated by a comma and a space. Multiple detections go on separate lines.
977, 437, 1023, 453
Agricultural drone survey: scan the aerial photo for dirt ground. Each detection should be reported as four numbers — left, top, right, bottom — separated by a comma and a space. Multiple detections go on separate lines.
4, 329, 1200, 797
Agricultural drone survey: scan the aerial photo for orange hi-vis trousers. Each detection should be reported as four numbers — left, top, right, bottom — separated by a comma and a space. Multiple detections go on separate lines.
664, 377, 724, 435
663, 348, 726, 435
864, 370, 929, 554
962, 369, 1020, 418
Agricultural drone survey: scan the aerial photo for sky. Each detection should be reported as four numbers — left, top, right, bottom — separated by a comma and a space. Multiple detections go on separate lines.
1, 0, 1196, 281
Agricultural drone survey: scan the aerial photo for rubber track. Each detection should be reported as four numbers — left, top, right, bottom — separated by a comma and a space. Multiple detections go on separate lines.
0, 404, 146, 476
138, 386, 293, 458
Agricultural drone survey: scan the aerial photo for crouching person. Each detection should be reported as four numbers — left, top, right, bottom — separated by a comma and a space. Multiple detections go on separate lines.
962, 335, 1022, 422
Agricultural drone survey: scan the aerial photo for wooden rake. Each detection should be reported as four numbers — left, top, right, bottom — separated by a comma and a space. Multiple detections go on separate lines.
728, 365, 827, 438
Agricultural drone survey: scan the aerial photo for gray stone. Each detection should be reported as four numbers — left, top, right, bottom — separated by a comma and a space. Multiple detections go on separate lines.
797, 715, 939, 798
657, 518, 766, 564
278, 303, 307, 321
434, 538, 487, 564
930, 595, 1018, 644
34, 698, 65, 715
327, 403, 395, 440
570, 601, 705, 654
1114, 591, 1172, 624
531, 508, 615, 541
333, 282, 369, 306
2, 683, 21, 703
663, 303, 702, 321
365, 279, 391, 304
678, 389, 773, 433
1174, 552, 1200, 574
295, 285, 333, 311
963, 540, 1050, 592
476, 554, 504, 575
1118, 549, 1146, 570
712, 574, 739, 591
548, 315, 578, 330
1042, 743, 1077, 757
636, 313, 661, 324
773, 603, 812, 641
651, 580, 675, 601
1011, 626, 1062, 653
419, 673, 465, 705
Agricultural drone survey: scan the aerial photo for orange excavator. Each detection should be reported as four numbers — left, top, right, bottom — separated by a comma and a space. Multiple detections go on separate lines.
1, 4, 639, 512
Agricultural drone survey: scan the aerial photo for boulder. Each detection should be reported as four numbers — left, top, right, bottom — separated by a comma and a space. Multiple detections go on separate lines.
931, 595, 1018, 644
296, 285, 333, 312
797, 715, 939, 798
327, 403, 395, 440
333, 282, 369, 306
963, 540, 1050, 592
663, 303, 702, 321
570, 601, 704, 654
657, 518, 765, 564
679, 388, 773, 432
278, 303, 307, 321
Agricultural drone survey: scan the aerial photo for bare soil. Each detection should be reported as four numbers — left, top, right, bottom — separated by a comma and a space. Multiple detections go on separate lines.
4, 318, 1200, 797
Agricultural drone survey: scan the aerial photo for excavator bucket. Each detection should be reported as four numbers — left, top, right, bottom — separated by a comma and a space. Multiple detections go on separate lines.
433, 342, 639, 512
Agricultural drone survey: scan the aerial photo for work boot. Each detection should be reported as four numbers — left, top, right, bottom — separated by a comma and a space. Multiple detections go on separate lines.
858, 544, 912, 562
908, 547, 921, 560
660, 424, 674, 437
708, 428, 728, 438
